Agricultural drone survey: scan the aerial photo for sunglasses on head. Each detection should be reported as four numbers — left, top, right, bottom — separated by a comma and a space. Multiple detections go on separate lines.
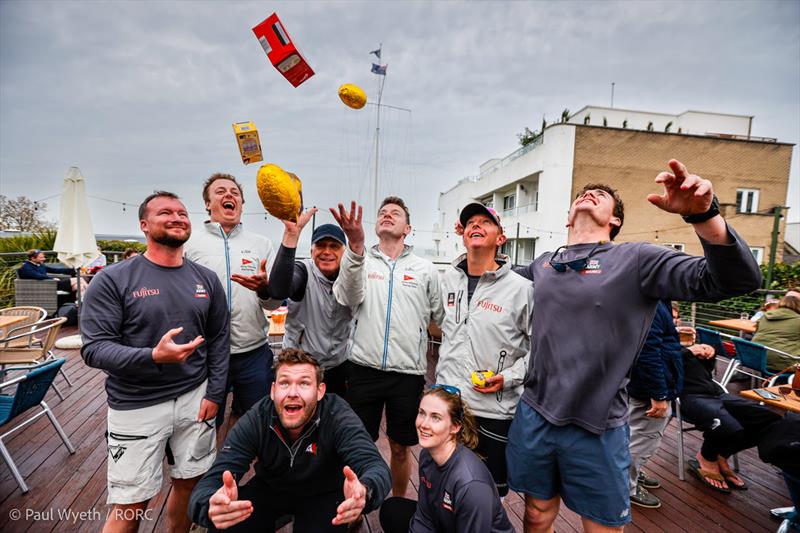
430, 383, 461, 397
548, 242, 602, 273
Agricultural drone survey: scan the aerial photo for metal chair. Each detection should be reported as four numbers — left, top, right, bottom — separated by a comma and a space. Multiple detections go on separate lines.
673, 380, 738, 481
0, 317, 71, 399
721, 338, 795, 388
0, 358, 76, 493
0, 307, 47, 348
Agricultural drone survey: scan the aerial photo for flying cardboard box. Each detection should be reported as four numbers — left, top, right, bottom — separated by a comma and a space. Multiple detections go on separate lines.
232, 121, 263, 165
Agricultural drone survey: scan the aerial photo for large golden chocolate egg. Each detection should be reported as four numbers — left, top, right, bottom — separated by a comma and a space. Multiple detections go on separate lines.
338, 83, 367, 110
256, 163, 303, 221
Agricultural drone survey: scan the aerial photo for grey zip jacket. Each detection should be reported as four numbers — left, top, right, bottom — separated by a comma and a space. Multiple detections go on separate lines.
435, 254, 533, 419
185, 221, 274, 354
333, 245, 444, 375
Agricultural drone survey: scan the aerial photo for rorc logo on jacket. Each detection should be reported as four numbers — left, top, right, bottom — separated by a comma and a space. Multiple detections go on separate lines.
305, 442, 317, 455
401, 273, 418, 288
195, 284, 209, 298
442, 490, 453, 512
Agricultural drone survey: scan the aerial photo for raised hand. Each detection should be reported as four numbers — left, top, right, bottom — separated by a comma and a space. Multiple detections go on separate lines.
281, 207, 319, 248
231, 258, 269, 298
330, 201, 365, 255
647, 159, 714, 216
332, 466, 367, 526
151, 327, 204, 364
208, 471, 253, 530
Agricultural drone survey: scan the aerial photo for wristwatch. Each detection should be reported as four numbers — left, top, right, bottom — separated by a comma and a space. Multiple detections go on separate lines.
682, 195, 720, 224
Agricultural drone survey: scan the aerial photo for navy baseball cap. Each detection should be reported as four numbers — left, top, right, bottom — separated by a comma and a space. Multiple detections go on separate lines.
459, 203, 503, 233
312, 224, 346, 245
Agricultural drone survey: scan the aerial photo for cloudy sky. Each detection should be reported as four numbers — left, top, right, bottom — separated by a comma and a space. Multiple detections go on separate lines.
1, 0, 798, 250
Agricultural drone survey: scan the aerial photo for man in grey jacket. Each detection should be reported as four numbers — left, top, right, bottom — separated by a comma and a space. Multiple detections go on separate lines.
331, 197, 444, 497
267, 216, 354, 398
185, 173, 277, 430
436, 203, 532, 498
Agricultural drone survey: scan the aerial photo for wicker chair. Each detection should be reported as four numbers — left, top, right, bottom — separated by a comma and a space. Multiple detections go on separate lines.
0, 307, 47, 348
14, 279, 60, 316
0, 317, 71, 399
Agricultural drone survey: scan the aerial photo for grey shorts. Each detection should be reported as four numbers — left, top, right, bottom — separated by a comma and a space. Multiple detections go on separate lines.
106, 381, 216, 504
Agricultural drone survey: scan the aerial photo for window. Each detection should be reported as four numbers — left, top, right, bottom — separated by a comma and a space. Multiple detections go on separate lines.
502, 193, 516, 216
736, 189, 759, 214
749, 247, 764, 264
500, 241, 512, 256
532, 189, 539, 212
663, 243, 685, 252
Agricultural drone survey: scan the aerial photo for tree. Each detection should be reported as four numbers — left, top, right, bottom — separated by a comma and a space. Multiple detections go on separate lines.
583, 114, 591, 125
646, 121, 654, 131
517, 127, 539, 147
0, 195, 55, 232
603, 116, 608, 127
665, 121, 673, 133
622, 119, 628, 128
561, 108, 570, 123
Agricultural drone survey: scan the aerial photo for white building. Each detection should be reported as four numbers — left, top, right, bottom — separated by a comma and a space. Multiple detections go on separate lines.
434, 105, 788, 265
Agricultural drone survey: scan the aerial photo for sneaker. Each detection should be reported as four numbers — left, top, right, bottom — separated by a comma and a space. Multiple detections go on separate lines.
631, 485, 661, 509
637, 470, 661, 489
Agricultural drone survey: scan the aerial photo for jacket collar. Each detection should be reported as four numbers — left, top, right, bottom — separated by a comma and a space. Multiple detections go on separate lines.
203, 220, 243, 238
307, 258, 337, 286
368, 243, 413, 262
452, 252, 511, 280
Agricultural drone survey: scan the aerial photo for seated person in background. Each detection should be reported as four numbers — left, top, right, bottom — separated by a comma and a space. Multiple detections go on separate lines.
189, 349, 391, 532
17, 248, 86, 297
752, 295, 800, 372
122, 247, 140, 260
379, 385, 513, 533
86, 245, 107, 272
626, 299, 683, 509
750, 297, 779, 322
680, 338, 782, 493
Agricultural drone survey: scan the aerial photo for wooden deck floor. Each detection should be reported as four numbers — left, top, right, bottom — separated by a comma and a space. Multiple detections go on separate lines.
0, 327, 791, 532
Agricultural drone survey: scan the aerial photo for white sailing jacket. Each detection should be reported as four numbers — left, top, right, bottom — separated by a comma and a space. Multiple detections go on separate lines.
435, 253, 533, 419
185, 221, 274, 354
333, 245, 444, 375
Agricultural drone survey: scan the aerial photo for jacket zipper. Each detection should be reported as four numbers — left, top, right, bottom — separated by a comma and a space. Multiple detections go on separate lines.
269, 418, 320, 468
218, 226, 233, 313
381, 261, 397, 370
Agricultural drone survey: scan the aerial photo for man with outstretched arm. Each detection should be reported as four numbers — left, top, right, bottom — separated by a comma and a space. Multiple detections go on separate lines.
505, 160, 762, 532
188, 349, 391, 532
81, 191, 229, 533
266, 208, 355, 398
331, 198, 444, 497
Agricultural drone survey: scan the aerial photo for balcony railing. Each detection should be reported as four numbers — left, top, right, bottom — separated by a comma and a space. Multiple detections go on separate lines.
480, 136, 543, 177
501, 202, 538, 218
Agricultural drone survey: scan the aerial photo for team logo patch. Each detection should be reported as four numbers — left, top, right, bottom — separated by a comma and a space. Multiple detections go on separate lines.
447, 292, 455, 307
475, 298, 503, 313
368, 271, 385, 281
442, 490, 453, 512
581, 258, 602, 275
195, 284, 208, 298
401, 272, 419, 288
305, 443, 317, 455
108, 444, 126, 463
240, 257, 257, 274
131, 287, 160, 299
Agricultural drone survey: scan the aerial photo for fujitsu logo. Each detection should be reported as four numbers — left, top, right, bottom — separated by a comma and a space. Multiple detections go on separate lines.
475, 299, 503, 313
132, 287, 160, 299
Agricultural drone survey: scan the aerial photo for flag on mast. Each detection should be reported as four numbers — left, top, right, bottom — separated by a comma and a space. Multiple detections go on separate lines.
371, 63, 387, 75
370, 47, 381, 59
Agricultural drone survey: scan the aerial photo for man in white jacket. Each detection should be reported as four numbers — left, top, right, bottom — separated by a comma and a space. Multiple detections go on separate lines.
185, 173, 275, 430
332, 198, 444, 497
437, 203, 532, 498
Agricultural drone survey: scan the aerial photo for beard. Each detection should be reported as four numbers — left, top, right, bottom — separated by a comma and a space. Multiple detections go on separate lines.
276, 400, 318, 431
149, 226, 190, 248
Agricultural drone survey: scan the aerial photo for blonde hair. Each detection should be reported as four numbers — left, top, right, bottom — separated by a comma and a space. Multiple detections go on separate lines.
424, 387, 479, 449
779, 295, 800, 314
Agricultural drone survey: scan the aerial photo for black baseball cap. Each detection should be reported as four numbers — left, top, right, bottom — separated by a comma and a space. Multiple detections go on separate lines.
459, 203, 503, 233
311, 224, 346, 245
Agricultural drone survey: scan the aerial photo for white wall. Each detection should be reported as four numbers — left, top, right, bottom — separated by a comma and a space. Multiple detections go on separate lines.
569, 106, 751, 136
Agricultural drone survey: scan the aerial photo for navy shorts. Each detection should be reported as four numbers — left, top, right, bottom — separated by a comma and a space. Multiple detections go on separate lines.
506, 401, 632, 527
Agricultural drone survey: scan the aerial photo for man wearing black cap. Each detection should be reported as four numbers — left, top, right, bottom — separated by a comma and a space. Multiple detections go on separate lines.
436, 202, 532, 498
268, 214, 354, 397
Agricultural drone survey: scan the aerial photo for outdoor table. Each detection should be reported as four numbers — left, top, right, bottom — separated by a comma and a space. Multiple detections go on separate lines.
708, 318, 757, 335
739, 385, 800, 414
0, 315, 27, 338
268, 321, 285, 337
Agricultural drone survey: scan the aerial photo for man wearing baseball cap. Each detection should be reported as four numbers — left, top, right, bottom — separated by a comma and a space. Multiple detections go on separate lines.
435, 202, 533, 498
268, 217, 354, 397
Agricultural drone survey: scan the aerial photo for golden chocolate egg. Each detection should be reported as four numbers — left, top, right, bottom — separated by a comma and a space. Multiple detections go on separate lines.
338, 83, 367, 110
256, 163, 304, 221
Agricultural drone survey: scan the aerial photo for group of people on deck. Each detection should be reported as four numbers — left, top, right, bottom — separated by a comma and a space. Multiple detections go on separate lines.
77, 159, 797, 533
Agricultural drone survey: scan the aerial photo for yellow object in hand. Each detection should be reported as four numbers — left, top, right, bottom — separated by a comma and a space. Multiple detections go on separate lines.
256, 163, 304, 221
338, 83, 367, 110
471, 370, 495, 388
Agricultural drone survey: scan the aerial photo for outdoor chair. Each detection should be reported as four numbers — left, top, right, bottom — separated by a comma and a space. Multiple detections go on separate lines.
673, 380, 739, 482
0, 317, 71, 399
0, 358, 76, 493
720, 338, 796, 388
0, 307, 47, 348
14, 279, 60, 316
